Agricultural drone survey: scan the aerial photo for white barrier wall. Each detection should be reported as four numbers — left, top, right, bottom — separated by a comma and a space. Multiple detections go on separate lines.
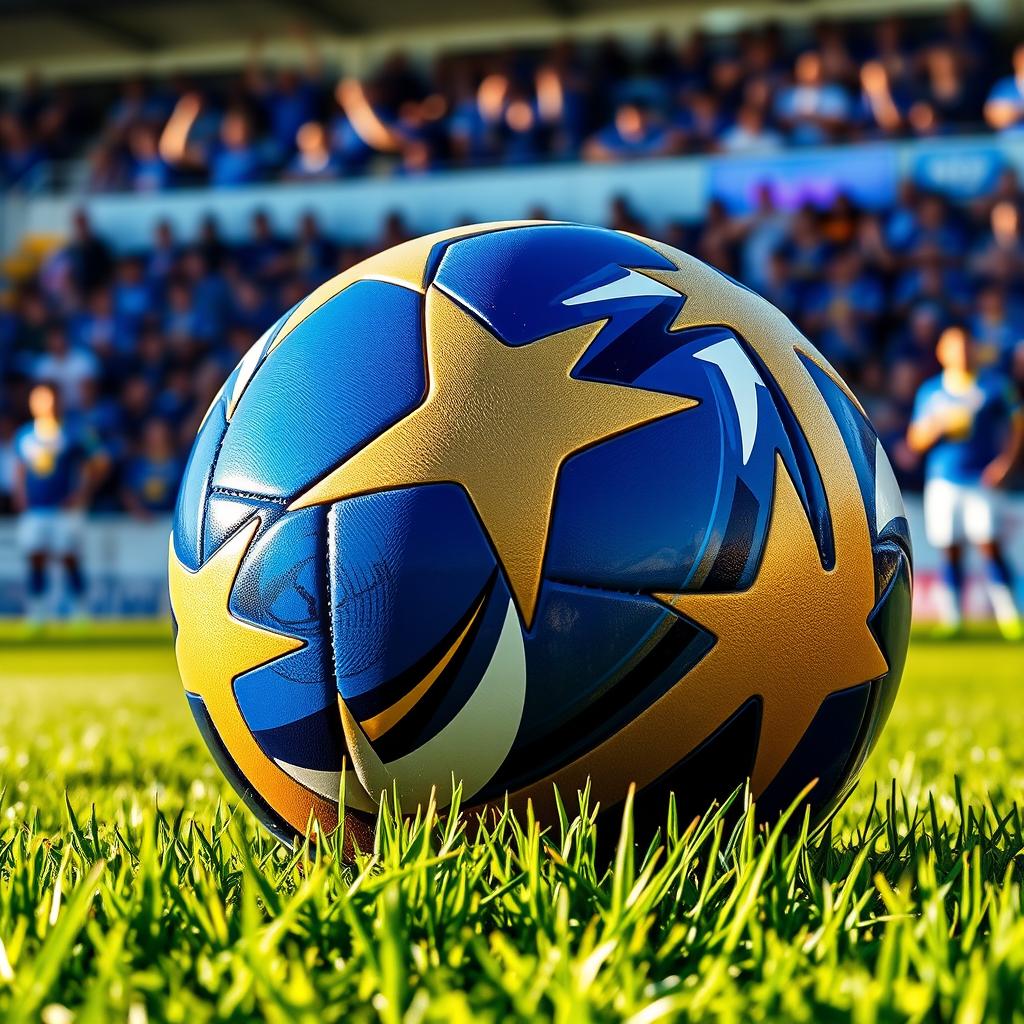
0, 515, 172, 617
1, 500, 1023, 620
11, 157, 709, 251
10, 135, 1024, 255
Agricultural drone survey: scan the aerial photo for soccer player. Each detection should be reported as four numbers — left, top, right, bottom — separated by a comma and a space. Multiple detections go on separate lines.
11, 381, 107, 631
908, 322, 1024, 639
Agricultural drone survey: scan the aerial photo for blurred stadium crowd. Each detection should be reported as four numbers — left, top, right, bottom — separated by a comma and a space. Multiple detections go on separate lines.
3, 2, 1024, 518
3, 169, 1024, 514
5, 4, 1024, 191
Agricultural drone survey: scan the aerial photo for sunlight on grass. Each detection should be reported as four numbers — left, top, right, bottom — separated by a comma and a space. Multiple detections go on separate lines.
0, 628, 1021, 1021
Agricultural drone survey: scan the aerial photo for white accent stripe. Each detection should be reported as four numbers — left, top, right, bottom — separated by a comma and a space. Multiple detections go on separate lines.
874, 438, 906, 533
694, 337, 765, 464
227, 323, 277, 419
273, 761, 378, 814
562, 268, 680, 306
343, 598, 527, 810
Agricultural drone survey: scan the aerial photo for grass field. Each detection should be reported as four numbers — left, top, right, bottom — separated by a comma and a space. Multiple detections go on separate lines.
0, 626, 1022, 1023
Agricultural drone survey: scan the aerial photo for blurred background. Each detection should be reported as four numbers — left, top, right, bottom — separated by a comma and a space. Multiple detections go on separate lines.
0, 0, 1022, 622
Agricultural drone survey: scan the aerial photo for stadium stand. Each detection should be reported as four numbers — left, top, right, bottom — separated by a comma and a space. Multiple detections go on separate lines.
3, 174, 1024, 515
0, 4, 1016, 193
2, 2, 1024, 521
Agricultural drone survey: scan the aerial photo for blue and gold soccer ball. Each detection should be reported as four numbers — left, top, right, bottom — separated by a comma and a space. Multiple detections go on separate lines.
170, 222, 912, 843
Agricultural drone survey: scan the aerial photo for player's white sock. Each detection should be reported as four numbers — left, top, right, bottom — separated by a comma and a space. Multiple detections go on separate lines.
986, 581, 1021, 628
68, 594, 89, 622
934, 583, 962, 628
24, 594, 47, 626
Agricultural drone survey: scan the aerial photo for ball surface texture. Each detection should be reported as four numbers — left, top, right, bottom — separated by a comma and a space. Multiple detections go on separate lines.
170, 222, 912, 842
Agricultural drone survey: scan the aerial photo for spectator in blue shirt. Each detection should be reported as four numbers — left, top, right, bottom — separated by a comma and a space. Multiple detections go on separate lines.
758, 249, 800, 318
180, 249, 231, 341
112, 258, 152, 335
230, 278, 278, 337
674, 90, 726, 150
970, 199, 1024, 281
583, 101, 675, 161
240, 209, 290, 285
536, 43, 589, 157
62, 209, 113, 298
985, 43, 1024, 132
126, 124, 173, 192
972, 285, 1023, 372
126, 323, 169, 392
208, 109, 267, 186
448, 76, 492, 167
153, 368, 195, 424
720, 104, 784, 154
899, 193, 965, 263
146, 220, 180, 288
160, 94, 266, 187
120, 418, 183, 518
894, 254, 970, 318
779, 204, 832, 301
739, 184, 791, 293
774, 51, 853, 145
74, 288, 128, 362
0, 113, 45, 191
32, 326, 99, 413
163, 281, 203, 354
285, 121, 342, 180
803, 248, 884, 337
292, 212, 337, 285
860, 60, 915, 138
498, 91, 546, 166
328, 109, 376, 173
257, 65, 323, 159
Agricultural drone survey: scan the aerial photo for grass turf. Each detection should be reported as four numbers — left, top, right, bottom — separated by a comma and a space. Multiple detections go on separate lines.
0, 625, 1021, 1022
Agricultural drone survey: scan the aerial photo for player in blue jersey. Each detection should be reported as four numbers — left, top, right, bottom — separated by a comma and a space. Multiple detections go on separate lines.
908, 322, 1024, 639
11, 382, 108, 631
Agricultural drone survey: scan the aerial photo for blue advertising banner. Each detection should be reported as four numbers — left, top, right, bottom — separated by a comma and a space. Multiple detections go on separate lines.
709, 144, 900, 213
908, 140, 1008, 200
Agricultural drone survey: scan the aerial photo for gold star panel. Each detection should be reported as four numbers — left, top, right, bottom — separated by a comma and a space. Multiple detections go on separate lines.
291, 285, 697, 626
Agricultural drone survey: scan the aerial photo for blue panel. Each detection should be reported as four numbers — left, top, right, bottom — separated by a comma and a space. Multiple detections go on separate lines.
432, 224, 677, 345
579, 315, 717, 388
233, 650, 331, 733
480, 581, 714, 797
801, 354, 911, 557
172, 395, 228, 572
546, 324, 734, 592
211, 280, 425, 500
546, 410, 723, 592
253, 705, 345, 772
547, 320, 834, 594
522, 584, 676, 727
230, 507, 335, 733
328, 484, 498, 703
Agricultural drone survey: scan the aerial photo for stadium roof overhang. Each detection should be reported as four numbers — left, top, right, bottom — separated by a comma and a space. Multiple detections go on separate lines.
0, 0, 954, 81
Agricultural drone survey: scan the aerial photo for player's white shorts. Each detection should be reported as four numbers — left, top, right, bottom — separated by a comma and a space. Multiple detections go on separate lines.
923, 479, 1002, 548
16, 509, 85, 557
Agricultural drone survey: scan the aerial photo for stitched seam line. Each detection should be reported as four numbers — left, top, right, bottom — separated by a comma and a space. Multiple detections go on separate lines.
324, 503, 339, 699
209, 485, 290, 505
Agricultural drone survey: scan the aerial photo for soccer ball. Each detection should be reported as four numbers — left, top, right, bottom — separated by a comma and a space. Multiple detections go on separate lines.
169, 222, 912, 844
